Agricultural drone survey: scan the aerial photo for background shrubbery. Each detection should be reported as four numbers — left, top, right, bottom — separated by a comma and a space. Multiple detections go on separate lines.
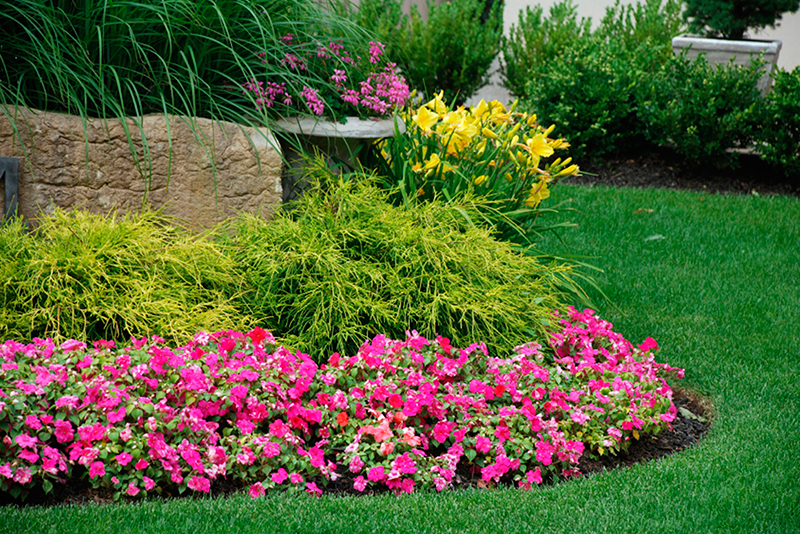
334, 0, 504, 104
502, 0, 800, 176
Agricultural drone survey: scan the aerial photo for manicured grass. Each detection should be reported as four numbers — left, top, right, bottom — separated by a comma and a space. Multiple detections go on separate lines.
2, 183, 799, 533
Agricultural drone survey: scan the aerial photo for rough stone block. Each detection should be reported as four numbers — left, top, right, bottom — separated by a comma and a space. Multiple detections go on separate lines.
0, 107, 283, 229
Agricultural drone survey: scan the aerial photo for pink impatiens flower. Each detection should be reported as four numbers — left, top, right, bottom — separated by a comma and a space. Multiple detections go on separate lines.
249, 482, 265, 499
187, 476, 211, 493
115, 452, 133, 466
89, 461, 106, 479
353, 476, 367, 492
143, 476, 156, 491
271, 468, 288, 484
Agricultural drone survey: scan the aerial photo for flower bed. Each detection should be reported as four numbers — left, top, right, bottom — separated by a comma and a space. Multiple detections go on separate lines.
0, 307, 683, 501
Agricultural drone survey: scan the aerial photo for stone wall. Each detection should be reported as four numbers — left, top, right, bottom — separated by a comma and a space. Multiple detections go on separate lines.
0, 107, 283, 229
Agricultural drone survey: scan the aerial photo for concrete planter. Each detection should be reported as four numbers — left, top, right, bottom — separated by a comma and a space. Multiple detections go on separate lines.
671, 34, 782, 95
273, 116, 405, 202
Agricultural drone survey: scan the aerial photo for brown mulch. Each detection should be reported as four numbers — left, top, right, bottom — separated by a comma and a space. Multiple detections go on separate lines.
571, 147, 800, 198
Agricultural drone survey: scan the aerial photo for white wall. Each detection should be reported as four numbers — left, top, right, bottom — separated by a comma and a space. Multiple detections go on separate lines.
503, 0, 800, 71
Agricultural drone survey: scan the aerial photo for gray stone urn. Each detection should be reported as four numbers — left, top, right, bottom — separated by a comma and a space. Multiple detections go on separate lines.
671, 34, 783, 95
273, 116, 405, 202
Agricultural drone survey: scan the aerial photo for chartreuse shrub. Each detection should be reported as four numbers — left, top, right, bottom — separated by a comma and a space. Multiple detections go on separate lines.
637, 53, 763, 163
371, 92, 580, 247
0, 210, 247, 345
332, 0, 504, 104
0, 307, 684, 501
227, 170, 571, 361
754, 67, 800, 176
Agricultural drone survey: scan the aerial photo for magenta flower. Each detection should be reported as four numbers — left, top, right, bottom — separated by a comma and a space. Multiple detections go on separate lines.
353, 476, 367, 492
367, 466, 385, 482
14, 434, 37, 449
143, 476, 156, 491
115, 452, 133, 466
289, 473, 303, 485
134, 459, 149, 470
126, 482, 140, 496
306, 482, 322, 498
89, 461, 106, 479
187, 476, 210, 493
271, 468, 288, 484
249, 482, 265, 499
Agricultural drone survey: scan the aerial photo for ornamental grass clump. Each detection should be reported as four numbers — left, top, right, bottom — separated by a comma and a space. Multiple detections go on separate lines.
0, 210, 247, 345
372, 93, 580, 246
227, 170, 570, 361
0, 308, 684, 501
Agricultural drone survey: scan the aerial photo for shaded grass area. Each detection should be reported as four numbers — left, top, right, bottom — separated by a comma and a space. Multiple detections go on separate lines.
2, 184, 799, 533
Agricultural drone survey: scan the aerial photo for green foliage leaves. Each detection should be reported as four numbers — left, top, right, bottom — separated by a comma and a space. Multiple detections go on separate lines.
336, 0, 504, 104
754, 67, 800, 176
501, 1, 592, 99
507, 0, 685, 159
227, 174, 569, 361
0, 210, 247, 344
683, 0, 800, 40
637, 54, 763, 163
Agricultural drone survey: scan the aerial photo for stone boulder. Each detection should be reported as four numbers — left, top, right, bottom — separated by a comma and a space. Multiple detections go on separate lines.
0, 107, 283, 229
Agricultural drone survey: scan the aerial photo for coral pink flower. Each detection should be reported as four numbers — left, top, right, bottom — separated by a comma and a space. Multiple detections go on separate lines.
379, 441, 395, 455
336, 412, 349, 427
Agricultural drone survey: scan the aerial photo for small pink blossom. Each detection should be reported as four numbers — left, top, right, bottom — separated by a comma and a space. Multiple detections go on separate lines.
89, 461, 106, 479
134, 459, 149, 470
249, 482, 265, 499
187, 476, 211, 493
271, 468, 288, 484
353, 476, 367, 492
143, 476, 156, 490
127, 482, 140, 496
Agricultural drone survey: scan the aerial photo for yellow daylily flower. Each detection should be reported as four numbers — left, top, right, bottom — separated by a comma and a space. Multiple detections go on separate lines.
472, 99, 490, 119
524, 180, 551, 207
413, 106, 440, 134
557, 164, 580, 177
426, 91, 448, 115
481, 127, 498, 140
474, 174, 488, 186
522, 133, 555, 168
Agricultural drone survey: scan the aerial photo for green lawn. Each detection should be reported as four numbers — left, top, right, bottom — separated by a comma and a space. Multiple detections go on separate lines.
2, 183, 799, 533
